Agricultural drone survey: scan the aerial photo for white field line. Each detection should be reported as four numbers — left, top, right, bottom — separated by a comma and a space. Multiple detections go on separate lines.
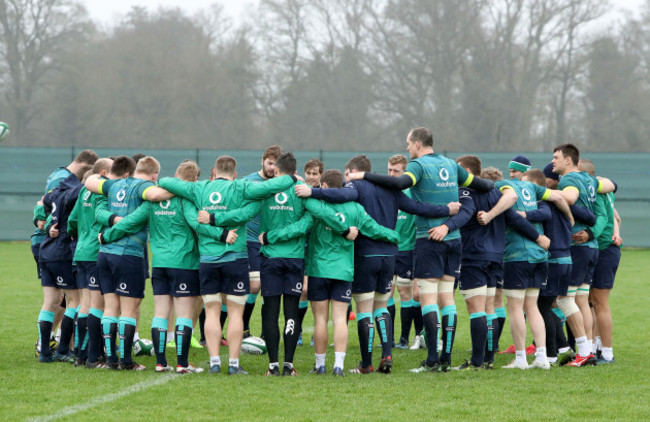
28, 374, 178, 422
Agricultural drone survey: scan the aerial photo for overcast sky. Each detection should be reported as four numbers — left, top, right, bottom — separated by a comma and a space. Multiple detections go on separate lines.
82, 0, 645, 25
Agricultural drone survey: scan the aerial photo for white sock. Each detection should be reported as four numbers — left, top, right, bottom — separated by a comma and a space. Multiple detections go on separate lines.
588, 339, 595, 354
167, 336, 174, 344
558, 346, 570, 354
229, 358, 239, 367
515, 350, 526, 364
576, 336, 590, 357
315, 353, 326, 368
210, 356, 221, 367
284, 362, 294, 369
55, 328, 61, 343
133, 331, 140, 342
535, 347, 548, 362
601, 347, 614, 361
334, 352, 346, 369
548, 357, 558, 363
269, 362, 279, 370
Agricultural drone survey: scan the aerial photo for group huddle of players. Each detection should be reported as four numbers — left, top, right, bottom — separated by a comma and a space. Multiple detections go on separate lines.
32, 126, 622, 375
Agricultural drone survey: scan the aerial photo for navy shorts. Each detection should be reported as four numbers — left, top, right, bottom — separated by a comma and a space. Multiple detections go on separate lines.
76, 261, 99, 290
395, 250, 415, 279
260, 256, 303, 297
97, 253, 146, 298
153, 267, 201, 297
414, 238, 462, 279
592, 246, 621, 290
308, 277, 352, 303
459, 260, 495, 291
40, 260, 75, 289
488, 262, 503, 289
247, 242, 262, 272
352, 255, 395, 295
503, 261, 548, 290
570, 246, 598, 286
200, 259, 250, 296
32, 244, 42, 279
546, 262, 571, 297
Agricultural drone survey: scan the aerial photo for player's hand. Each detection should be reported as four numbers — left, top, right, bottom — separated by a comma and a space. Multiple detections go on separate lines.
346, 226, 358, 241
258, 233, 265, 245
197, 210, 210, 224
536, 235, 551, 250
428, 225, 449, 242
113, 216, 123, 224
295, 184, 312, 198
49, 223, 59, 238
346, 172, 365, 181
446, 202, 461, 216
571, 230, 589, 244
226, 228, 238, 245
477, 210, 493, 226
612, 234, 623, 246
294, 173, 305, 182
516, 211, 526, 218
37, 220, 46, 230
568, 214, 575, 227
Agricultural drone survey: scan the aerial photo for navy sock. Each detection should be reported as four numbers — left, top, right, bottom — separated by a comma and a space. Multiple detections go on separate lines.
400, 300, 414, 342
553, 310, 570, 349
413, 301, 423, 335
470, 312, 487, 367
102, 316, 118, 364
485, 313, 498, 363
495, 306, 506, 347
199, 308, 206, 342
76, 313, 89, 360
283, 295, 300, 363
422, 305, 439, 365
538, 296, 557, 357
87, 309, 103, 363
119, 317, 137, 365
243, 295, 257, 333
357, 313, 374, 368
151, 317, 168, 366
176, 318, 193, 368
38, 310, 55, 358
374, 308, 393, 359
440, 305, 457, 364
57, 308, 77, 355
262, 295, 281, 364
298, 300, 308, 337
387, 298, 396, 344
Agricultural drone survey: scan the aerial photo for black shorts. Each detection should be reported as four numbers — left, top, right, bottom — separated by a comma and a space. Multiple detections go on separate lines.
97, 253, 146, 298
459, 260, 495, 291
546, 262, 571, 297
395, 250, 415, 280
503, 261, 548, 290
414, 238, 462, 279
488, 262, 503, 289
200, 259, 250, 296
592, 246, 621, 290
247, 242, 262, 272
32, 244, 41, 279
352, 255, 395, 294
570, 246, 598, 286
308, 277, 352, 303
153, 267, 201, 297
259, 256, 303, 297
40, 260, 74, 289
76, 261, 99, 290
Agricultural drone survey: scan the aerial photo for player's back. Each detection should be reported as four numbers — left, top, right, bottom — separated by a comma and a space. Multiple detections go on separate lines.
243, 172, 265, 243
459, 187, 505, 263
147, 197, 200, 270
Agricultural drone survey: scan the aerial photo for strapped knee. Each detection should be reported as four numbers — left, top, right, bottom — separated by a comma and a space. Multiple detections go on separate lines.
525, 288, 539, 298
202, 294, 222, 305
417, 279, 438, 294
395, 276, 413, 287
353, 292, 374, 303
575, 283, 590, 296
249, 271, 260, 283
503, 289, 525, 299
438, 281, 455, 294
226, 294, 247, 305
486, 287, 496, 298
556, 296, 579, 317
461, 286, 487, 300
374, 292, 391, 302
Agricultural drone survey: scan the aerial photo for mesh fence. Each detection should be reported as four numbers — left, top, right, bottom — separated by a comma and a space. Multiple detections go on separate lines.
1, 146, 648, 246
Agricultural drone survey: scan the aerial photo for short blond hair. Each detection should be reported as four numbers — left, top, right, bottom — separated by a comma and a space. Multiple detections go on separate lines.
388, 154, 408, 167
135, 156, 161, 175
215, 156, 236, 176
480, 167, 503, 182
176, 160, 201, 182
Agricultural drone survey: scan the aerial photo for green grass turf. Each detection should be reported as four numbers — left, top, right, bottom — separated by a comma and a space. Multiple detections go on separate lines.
1, 242, 649, 421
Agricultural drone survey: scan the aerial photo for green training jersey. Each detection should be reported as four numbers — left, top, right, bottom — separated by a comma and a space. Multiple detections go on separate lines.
68, 187, 111, 262
97, 177, 155, 257
395, 188, 416, 251
32, 167, 72, 246
243, 171, 265, 243
303, 201, 399, 282
595, 193, 617, 250
496, 179, 550, 263
558, 171, 604, 249
404, 153, 473, 241
159, 175, 293, 263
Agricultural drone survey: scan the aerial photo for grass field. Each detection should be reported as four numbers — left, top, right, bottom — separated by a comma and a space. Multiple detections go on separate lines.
1, 242, 649, 421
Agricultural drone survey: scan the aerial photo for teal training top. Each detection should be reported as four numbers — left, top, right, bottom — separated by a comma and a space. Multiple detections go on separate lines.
558, 171, 603, 249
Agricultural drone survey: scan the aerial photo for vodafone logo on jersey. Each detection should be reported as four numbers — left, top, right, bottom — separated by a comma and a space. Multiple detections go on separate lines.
179, 283, 187, 291
439, 168, 450, 181
51, 203, 57, 215
522, 188, 532, 201
116, 189, 126, 202
336, 212, 346, 223
83, 191, 91, 201
209, 192, 222, 204
275, 193, 288, 205
589, 185, 596, 198
159, 200, 171, 209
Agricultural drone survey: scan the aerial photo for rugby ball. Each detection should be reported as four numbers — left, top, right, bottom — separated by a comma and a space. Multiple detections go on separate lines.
133, 338, 155, 357
0, 122, 9, 141
241, 336, 267, 355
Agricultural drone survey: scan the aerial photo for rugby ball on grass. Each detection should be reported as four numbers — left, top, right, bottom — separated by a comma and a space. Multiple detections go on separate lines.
133, 338, 155, 357
0, 122, 9, 141
241, 336, 267, 355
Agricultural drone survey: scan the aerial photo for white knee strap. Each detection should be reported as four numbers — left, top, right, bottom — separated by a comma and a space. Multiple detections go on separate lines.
374, 292, 391, 302
438, 281, 455, 294
503, 289, 525, 299
525, 288, 539, 298
486, 287, 496, 298
395, 276, 413, 287
461, 286, 487, 299
226, 294, 247, 305
417, 279, 438, 294
576, 283, 590, 296
249, 271, 260, 283
353, 292, 374, 303
202, 293, 222, 305
557, 296, 579, 317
